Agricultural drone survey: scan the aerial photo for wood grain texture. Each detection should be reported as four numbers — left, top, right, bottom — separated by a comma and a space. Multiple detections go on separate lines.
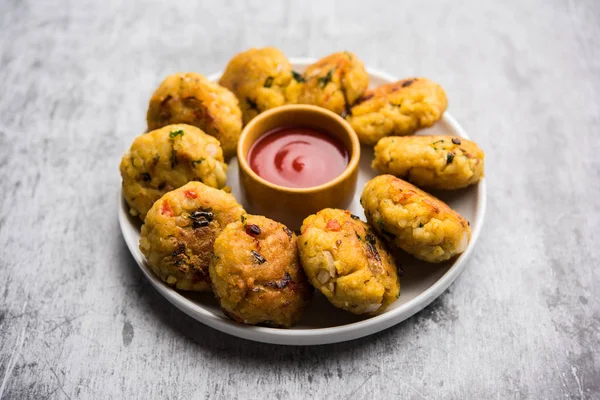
1, 0, 599, 398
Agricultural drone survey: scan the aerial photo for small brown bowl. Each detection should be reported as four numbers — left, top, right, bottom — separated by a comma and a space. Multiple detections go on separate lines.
237, 105, 361, 230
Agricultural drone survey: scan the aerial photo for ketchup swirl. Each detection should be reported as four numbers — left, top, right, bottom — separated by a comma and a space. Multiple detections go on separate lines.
248, 127, 349, 189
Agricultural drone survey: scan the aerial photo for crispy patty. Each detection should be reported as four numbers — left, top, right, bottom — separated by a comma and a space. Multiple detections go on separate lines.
209, 215, 312, 328
372, 135, 485, 189
289, 51, 369, 116
139, 182, 245, 291
347, 78, 447, 145
146, 72, 242, 158
361, 175, 471, 263
120, 124, 227, 221
219, 47, 293, 125
298, 208, 400, 315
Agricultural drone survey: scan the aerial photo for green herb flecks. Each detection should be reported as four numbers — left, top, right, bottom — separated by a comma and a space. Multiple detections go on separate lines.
189, 210, 214, 229
341, 89, 351, 118
251, 250, 266, 264
355, 231, 362, 241
419, 222, 424, 228
292, 71, 305, 83
264, 272, 291, 289
318, 69, 334, 89
169, 129, 184, 138
432, 140, 444, 145
365, 233, 377, 245
241, 215, 246, 224
447, 153, 455, 164
365, 233, 381, 262
191, 157, 205, 167
264, 76, 274, 88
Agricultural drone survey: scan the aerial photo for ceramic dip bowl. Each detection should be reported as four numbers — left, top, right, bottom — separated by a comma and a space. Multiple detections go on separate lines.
237, 105, 360, 229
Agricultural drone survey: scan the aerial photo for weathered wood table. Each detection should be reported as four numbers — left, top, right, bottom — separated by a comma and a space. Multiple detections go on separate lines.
1, 0, 598, 398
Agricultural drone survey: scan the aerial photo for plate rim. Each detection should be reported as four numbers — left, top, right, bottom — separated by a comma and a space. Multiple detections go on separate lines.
118, 59, 487, 345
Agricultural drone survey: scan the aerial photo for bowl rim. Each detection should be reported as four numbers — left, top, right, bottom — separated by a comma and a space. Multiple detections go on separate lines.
236, 104, 361, 193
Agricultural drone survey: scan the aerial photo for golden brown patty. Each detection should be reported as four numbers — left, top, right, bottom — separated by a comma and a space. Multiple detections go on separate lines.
209, 215, 312, 328
146, 72, 242, 158
347, 78, 447, 145
361, 175, 471, 263
290, 52, 369, 115
120, 124, 227, 220
219, 47, 293, 125
298, 208, 399, 315
139, 182, 245, 291
372, 135, 485, 189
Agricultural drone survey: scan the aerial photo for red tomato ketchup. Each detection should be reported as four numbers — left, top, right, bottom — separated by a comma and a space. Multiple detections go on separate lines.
248, 127, 349, 189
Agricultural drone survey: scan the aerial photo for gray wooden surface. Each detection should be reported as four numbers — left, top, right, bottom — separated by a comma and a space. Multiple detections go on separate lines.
1, 0, 599, 398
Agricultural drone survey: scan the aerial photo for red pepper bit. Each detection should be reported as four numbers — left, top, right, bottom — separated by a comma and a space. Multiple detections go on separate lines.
161, 200, 173, 217
184, 190, 197, 199
325, 219, 341, 231
300, 223, 310, 235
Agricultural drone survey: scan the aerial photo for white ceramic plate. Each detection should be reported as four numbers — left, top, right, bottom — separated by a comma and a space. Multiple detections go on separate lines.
119, 59, 486, 345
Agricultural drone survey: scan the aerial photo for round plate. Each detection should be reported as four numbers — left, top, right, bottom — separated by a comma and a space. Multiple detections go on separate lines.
119, 58, 486, 345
